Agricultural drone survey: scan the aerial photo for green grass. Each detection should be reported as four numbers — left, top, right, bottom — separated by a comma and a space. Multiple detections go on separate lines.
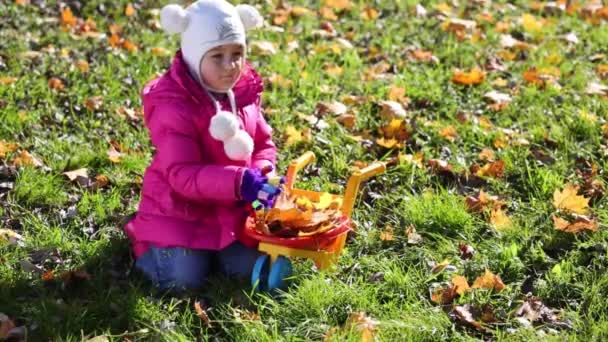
2, 0, 608, 340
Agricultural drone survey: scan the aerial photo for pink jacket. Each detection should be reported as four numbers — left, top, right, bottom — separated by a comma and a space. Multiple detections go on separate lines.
125, 50, 276, 258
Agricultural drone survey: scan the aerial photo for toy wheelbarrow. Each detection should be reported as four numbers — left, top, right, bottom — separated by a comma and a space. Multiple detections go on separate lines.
244, 151, 387, 291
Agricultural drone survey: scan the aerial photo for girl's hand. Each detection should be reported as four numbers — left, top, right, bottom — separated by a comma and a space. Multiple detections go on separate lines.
240, 167, 284, 208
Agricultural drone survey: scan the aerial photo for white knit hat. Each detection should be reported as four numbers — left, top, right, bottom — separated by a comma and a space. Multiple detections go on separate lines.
160, 0, 263, 161
160, 0, 263, 85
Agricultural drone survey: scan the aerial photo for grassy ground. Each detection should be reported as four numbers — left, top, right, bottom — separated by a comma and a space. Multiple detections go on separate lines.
2, 0, 608, 340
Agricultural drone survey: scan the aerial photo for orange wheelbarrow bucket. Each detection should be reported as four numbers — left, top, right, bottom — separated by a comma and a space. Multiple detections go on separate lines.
245, 151, 387, 291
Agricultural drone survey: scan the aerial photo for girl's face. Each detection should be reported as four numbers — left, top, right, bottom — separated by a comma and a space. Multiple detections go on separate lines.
200, 44, 244, 92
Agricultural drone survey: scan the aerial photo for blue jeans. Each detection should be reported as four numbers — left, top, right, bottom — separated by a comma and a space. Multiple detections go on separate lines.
134, 241, 262, 291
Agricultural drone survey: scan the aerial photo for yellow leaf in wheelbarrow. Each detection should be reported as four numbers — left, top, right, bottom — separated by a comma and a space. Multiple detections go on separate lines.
315, 192, 333, 210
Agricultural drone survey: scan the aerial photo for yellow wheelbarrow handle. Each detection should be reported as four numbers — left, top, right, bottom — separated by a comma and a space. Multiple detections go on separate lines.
342, 162, 387, 218
285, 151, 316, 190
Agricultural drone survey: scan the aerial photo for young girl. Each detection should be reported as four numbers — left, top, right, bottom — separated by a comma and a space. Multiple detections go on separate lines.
124, 0, 282, 292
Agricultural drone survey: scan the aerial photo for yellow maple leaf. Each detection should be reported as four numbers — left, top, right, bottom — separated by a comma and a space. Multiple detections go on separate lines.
316, 192, 333, 210
285, 125, 310, 146
0, 141, 18, 158
452, 68, 485, 85
439, 125, 458, 142
376, 137, 399, 149
379, 226, 394, 241
472, 270, 506, 292
452, 275, 470, 295
553, 184, 589, 214
552, 214, 598, 233
490, 208, 511, 230
522, 13, 542, 32
323, 0, 352, 12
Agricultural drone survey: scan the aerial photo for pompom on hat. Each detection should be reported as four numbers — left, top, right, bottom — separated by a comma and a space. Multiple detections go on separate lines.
160, 0, 262, 161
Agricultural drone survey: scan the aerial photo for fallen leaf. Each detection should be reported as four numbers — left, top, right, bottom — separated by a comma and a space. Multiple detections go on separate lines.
406, 224, 422, 244
284, 126, 310, 146
12, 150, 43, 167
490, 208, 511, 230
151, 47, 170, 56
472, 269, 506, 292
476, 160, 505, 178
0, 313, 16, 340
75, 60, 89, 73
452, 275, 470, 295
48, 77, 65, 90
451, 305, 486, 332
478, 148, 495, 161
387, 85, 408, 103
409, 49, 438, 63
316, 101, 347, 116
378, 101, 407, 119
586, 81, 608, 96
63, 168, 89, 181
516, 297, 560, 325
431, 259, 451, 274
85, 96, 103, 111
360, 7, 379, 21
323, 0, 352, 12
431, 285, 457, 304
379, 226, 394, 241
521, 13, 543, 32
251, 41, 277, 56
0, 141, 18, 158
553, 184, 589, 214
484, 90, 512, 111
0, 229, 25, 247
125, 3, 136, 17
458, 243, 475, 260
107, 145, 124, 163
452, 68, 485, 85
319, 7, 338, 21
552, 214, 598, 233
194, 300, 212, 327
345, 312, 377, 342
122, 39, 138, 53
61, 7, 77, 28
375, 137, 399, 149
439, 125, 458, 142
0, 77, 18, 86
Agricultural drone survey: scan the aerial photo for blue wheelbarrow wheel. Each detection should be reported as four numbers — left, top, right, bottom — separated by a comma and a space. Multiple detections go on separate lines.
267, 256, 293, 291
251, 255, 270, 292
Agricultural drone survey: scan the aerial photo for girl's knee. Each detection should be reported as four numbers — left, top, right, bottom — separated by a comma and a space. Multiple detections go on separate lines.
217, 242, 262, 278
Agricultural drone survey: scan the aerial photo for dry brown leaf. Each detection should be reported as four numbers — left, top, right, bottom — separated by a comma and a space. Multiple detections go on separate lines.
151, 47, 170, 56
523, 67, 560, 87
0, 229, 25, 247
116, 106, 142, 121
451, 305, 486, 332
63, 168, 89, 181
376, 137, 399, 149
323, 0, 352, 12
48, 77, 65, 90
360, 7, 379, 21
0, 141, 18, 158
85, 96, 103, 111
553, 184, 589, 214
409, 49, 438, 63
586, 81, 608, 96
431, 286, 458, 305
121, 39, 138, 53
316, 101, 347, 116
476, 160, 505, 178
75, 60, 89, 73
61, 7, 77, 28
478, 148, 496, 162
345, 312, 377, 342
439, 125, 458, 142
125, 3, 136, 17
12, 150, 43, 167
472, 269, 506, 292
0, 313, 16, 339
452, 275, 470, 295
490, 208, 511, 230
484, 91, 512, 109
379, 226, 394, 241
552, 214, 598, 233
387, 85, 408, 103
336, 113, 356, 129
251, 41, 277, 56
194, 300, 212, 327
107, 145, 123, 163
452, 68, 485, 85
319, 7, 338, 21
406, 224, 422, 244
378, 100, 407, 119
0, 77, 18, 86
